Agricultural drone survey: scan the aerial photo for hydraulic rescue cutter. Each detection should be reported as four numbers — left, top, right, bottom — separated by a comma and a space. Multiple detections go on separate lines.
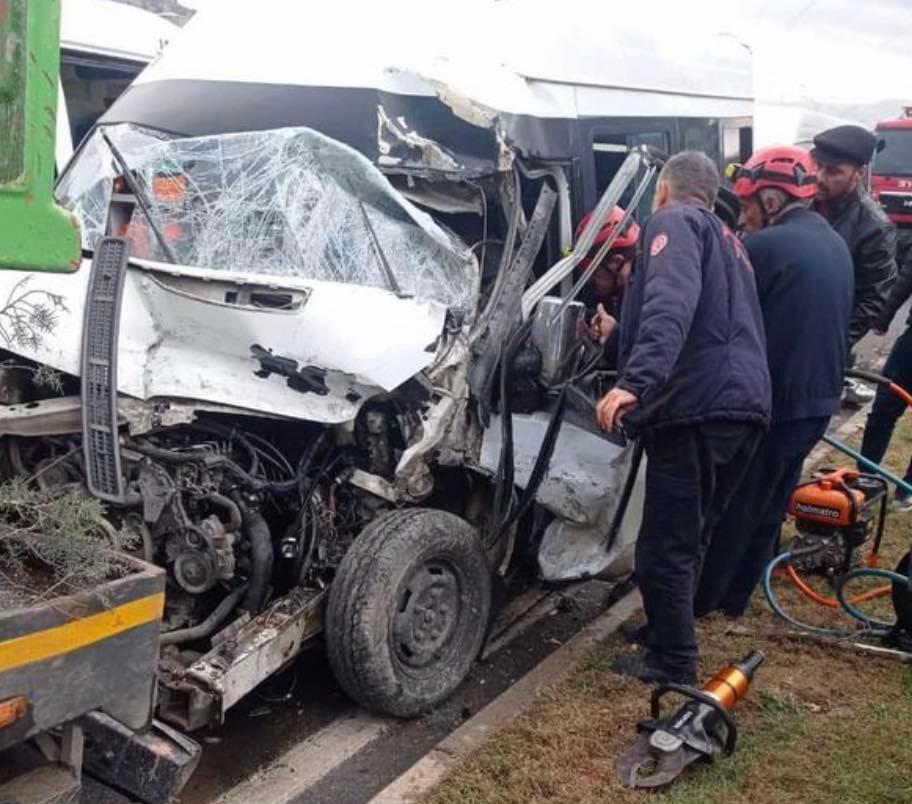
616, 650, 764, 789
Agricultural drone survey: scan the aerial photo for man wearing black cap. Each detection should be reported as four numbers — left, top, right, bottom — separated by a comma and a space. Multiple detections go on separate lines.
812, 125, 897, 405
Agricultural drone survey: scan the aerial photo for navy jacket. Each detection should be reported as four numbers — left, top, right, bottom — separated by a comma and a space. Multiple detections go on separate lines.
744, 206, 854, 423
617, 204, 771, 432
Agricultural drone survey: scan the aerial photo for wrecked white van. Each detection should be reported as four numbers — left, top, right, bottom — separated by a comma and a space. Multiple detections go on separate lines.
0, 2, 754, 727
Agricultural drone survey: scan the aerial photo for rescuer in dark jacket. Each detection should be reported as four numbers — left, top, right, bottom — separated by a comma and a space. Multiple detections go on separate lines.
574, 206, 640, 364
860, 244, 912, 507
596, 151, 771, 685
695, 146, 854, 617
812, 126, 897, 403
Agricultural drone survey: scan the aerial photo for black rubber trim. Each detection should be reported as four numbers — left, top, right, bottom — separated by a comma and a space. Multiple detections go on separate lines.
82, 237, 128, 503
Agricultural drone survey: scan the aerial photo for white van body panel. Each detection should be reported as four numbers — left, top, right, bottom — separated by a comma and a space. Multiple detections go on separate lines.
56, 0, 180, 169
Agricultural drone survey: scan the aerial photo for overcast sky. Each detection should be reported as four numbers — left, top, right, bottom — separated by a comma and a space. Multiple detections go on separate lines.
683, 0, 912, 104
180, 0, 911, 105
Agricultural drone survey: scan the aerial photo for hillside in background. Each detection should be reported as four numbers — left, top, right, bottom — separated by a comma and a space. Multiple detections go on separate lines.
812, 99, 910, 127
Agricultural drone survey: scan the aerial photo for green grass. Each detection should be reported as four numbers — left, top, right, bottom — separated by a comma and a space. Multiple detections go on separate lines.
424, 415, 912, 804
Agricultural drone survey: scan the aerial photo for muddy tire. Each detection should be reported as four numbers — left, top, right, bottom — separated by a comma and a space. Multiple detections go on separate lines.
325, 508, 492, 718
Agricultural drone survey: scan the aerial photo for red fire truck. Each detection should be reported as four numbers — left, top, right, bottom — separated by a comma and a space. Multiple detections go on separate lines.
872, 108, 912, 237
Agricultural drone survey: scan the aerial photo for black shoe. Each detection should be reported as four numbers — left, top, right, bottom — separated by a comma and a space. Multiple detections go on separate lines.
620, 621, 648, 645
612, 652, 696, 686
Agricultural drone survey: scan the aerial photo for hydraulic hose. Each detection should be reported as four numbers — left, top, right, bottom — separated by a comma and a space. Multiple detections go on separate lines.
821, 434, 912, 498
764, 552, 896, 637
828, 369, 912, 495
846, 368, 912, 408
785, 565, 891, 609
763, 551, 868, 637
835, 567, 909, 630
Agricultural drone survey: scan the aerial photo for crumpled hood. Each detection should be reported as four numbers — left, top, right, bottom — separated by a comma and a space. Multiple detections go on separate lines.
34, 123, 479, 424
0, 263, 448, 424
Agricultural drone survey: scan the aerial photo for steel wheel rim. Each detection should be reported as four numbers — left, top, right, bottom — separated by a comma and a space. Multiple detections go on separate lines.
392, 559, 463, 671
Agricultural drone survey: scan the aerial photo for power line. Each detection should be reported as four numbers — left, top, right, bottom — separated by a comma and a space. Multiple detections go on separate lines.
790, 0, 819, 25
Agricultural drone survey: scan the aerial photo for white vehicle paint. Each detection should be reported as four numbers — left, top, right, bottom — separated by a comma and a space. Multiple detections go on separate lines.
133, 0, 752, 120
56, 0, 179, 169
0, 0, 749, 737
0, 260, 447, 424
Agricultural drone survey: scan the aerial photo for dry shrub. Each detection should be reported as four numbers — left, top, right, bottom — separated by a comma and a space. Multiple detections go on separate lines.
0, 478, 136, 604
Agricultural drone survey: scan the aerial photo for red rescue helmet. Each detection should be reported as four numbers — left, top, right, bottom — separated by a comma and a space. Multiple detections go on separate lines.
730, 146, 817, 200
575, 206, 640, 254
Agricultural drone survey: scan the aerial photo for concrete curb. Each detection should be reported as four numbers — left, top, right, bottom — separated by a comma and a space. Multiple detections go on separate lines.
368, 589, 643, 804
805, 402, 871, 468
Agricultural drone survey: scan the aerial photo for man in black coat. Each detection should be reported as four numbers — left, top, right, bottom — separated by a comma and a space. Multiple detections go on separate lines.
596, 151, 771, 685
860, 244, 912, 507
694, 146, 854, 618
812, 125, 897, 404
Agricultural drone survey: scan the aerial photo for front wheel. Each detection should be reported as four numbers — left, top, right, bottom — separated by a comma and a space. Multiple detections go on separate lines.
325, 508, 492, 717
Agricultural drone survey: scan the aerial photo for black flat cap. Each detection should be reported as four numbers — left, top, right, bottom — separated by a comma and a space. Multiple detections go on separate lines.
811, 125, 878, 166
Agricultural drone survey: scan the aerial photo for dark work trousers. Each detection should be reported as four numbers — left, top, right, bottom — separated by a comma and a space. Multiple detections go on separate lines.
636, 421, 763, 678
860, 326, 912, 487
693, 416, 829, 619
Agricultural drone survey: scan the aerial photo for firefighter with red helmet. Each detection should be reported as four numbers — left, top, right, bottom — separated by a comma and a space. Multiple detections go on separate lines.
574, 206, 640, 351
694, 145, 855, 618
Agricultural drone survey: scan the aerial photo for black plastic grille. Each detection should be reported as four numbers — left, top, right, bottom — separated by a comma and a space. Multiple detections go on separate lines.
82, 237, 128, 503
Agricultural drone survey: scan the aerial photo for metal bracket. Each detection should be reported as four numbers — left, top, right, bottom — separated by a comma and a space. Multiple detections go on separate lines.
81, 712, 201, 804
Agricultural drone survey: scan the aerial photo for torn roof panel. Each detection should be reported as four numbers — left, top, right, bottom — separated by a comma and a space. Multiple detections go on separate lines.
96, 0, 752, 171
131, 1, 751, 112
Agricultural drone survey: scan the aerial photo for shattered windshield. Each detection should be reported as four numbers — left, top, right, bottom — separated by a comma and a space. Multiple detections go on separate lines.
56, 124, 477, 309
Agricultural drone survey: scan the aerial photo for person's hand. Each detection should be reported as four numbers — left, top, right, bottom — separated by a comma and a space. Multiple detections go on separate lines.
596, 387, 639, 432
589, 303, 617, 346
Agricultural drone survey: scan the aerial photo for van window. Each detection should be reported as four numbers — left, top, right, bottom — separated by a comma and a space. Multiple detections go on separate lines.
592, 131, 669, 222
60, 52, 144, 148
723, 125, 754, 165
680, 119, 720, 162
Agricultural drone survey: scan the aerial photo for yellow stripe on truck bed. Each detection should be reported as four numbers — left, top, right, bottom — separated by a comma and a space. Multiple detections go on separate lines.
0, 592, 164, 674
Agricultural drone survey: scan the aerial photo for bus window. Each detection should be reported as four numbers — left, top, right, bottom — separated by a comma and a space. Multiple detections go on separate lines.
60, 52, 144, 149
